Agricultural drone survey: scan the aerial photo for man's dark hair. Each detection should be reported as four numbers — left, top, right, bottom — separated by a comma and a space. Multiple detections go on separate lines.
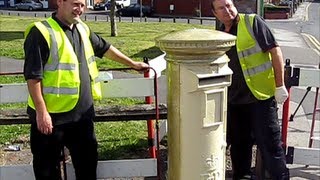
211, 0, 235, 11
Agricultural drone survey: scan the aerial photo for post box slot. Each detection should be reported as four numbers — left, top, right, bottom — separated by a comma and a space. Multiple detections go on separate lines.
198, 75, 229, 87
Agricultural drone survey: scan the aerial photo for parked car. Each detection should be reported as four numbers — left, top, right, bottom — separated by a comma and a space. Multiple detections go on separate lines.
104, 0, 111, 11
15, 0, 43, 11
114, 0, 131, 8
93, 1, 106, 10
116, 4, 153, 17
104, 0, 131, 11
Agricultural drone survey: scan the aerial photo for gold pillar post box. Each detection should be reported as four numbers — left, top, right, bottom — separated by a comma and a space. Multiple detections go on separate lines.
156, 29, 236, 180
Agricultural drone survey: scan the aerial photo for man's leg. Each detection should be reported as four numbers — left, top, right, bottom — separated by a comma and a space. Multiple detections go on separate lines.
30, 123, 64, 180
66, 119, 98, 180
228, 104, 254, 179
251, 98, 289, 180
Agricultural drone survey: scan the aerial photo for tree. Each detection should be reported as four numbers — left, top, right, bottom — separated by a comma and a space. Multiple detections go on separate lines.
110, 0, 117, 37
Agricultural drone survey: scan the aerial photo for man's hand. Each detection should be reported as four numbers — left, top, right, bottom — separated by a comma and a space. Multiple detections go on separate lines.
36, 111, 53, 135
27, 79, 53, 134
275, 85, 289, 104
132, 62, 150, 71
104, 46, 150, 72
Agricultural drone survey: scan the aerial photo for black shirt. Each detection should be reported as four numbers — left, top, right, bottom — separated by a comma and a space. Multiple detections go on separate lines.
24, 14, 111, 125
218, 14, 278, 104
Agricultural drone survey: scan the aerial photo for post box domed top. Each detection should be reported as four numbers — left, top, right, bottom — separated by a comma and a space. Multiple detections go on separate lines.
155, 28, 236, 57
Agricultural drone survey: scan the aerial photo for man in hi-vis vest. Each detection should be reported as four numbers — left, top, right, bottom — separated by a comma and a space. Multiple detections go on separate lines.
211, 0, 289, 179
23, 0, 149, 179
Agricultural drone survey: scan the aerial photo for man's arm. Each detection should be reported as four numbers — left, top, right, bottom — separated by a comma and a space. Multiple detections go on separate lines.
24, 26, 53, 134
268, 46, 285, 87
253, 15, 288, 103
27, 79, 53, 135
268, 46, 289, 104
103, 45, 149, 70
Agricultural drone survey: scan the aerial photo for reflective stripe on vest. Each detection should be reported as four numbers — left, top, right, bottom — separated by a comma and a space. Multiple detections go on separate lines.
25, 18, 101, 113
236, 14, 275, 100
76, 21, 102, 100
43, 87, 78, 95
242, 60, 272, 77
41, 20, 60, 71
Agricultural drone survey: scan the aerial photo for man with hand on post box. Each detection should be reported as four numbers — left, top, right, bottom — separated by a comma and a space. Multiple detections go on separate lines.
23, 0, 149, 179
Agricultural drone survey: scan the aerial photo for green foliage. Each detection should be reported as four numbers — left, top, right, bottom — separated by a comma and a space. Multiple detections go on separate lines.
0, 103, 27, 109
0, 122, 148, 160
0, 75, 25, 84
96, 97, 144, 106
0, 15, 211, 63
0, 125, 30, 145
96, 121, 148, 160
0, 16, 44, 59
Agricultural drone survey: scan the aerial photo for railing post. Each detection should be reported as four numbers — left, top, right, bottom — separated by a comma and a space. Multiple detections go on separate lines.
143, 57, 157, 159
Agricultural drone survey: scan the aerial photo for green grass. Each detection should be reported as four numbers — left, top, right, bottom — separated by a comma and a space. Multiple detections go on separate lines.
0, 15, 213, 159
0, 75, 25, 84
0, 15, 213, 63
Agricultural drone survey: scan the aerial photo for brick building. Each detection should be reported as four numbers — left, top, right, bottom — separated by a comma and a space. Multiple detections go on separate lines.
3, 0, 262, 17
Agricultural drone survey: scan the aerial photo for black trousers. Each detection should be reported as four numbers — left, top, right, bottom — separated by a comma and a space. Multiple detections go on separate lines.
30, 118, 98, 180
227, 97, 289, 180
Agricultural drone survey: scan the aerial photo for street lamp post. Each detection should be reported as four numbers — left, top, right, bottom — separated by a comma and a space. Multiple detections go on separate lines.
199, 0, 202, 17
140, 0, 143, 22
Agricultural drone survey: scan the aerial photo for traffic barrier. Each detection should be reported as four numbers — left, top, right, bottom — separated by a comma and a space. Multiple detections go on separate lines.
282, 59, 320, 166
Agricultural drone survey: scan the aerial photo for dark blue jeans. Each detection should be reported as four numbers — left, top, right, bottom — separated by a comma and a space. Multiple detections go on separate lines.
30, 118, 98, 180
227, 97, 289, 180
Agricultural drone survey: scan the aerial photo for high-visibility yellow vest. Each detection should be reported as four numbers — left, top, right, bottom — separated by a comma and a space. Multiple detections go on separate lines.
25, 18, 102, 113
236, 13, 275, 100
